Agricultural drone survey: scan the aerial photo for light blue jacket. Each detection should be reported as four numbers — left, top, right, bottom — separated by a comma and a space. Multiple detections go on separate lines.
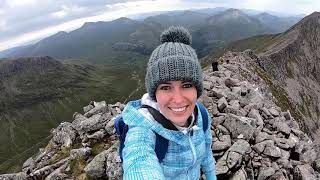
122, 100, 216, 180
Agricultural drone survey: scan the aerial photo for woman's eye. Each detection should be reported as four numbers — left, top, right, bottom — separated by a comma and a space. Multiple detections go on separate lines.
182, 83, 193, 88
159, 86, 170, 90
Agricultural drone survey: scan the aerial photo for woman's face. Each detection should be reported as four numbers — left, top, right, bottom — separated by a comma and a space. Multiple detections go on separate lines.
155, 80, 197, 127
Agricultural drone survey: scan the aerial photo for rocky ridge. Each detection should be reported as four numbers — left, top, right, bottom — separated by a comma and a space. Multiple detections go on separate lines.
1, 50, 319, 179
258, 12, 320, 140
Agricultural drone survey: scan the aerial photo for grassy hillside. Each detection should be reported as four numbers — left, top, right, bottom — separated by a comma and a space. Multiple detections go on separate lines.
0, 57, 147, 173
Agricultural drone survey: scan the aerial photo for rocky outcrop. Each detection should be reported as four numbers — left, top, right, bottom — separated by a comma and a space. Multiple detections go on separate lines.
1, 50, 319, 179
0, 56, 63, 79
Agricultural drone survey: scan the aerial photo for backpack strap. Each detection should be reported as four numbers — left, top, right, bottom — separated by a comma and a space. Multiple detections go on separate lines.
197, 102, 209, 132
140, 105, 174, 162
114, 115, 128, 161
141, 105, 178, 131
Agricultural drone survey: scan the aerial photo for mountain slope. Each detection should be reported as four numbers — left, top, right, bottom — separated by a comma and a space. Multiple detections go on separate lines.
257, 12, 320, 139
193, 9, 273, 57
255, 12, 301, 33
0, 56, 145, 173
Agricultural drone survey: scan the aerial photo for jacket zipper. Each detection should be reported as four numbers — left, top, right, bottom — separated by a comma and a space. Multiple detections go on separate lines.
186, 130, 197, 179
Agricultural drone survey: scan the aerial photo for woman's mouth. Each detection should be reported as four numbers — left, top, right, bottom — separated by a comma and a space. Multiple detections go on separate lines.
169, 106, 187, 112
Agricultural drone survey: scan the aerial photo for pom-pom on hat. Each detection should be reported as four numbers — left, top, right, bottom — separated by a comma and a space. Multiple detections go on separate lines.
145, 26, 203, 100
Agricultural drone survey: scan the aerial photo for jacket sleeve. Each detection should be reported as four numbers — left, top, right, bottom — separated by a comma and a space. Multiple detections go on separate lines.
201, 111, 217, 180
123, 126, 165, 180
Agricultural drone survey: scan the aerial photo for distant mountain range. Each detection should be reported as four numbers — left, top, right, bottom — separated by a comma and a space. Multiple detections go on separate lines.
0, 8, 302, 61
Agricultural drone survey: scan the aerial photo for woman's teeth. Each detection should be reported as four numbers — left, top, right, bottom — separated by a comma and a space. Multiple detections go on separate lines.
170, 106, 186, 112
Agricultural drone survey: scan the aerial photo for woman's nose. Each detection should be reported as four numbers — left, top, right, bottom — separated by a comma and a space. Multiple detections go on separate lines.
172, 88, 184, 103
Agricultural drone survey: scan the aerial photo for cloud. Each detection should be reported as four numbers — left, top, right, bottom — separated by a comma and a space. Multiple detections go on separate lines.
0, 0, 148, 42
0, 0, 318, 51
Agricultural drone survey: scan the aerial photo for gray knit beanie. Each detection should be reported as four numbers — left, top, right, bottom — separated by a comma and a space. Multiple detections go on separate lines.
145, 26, 203, 100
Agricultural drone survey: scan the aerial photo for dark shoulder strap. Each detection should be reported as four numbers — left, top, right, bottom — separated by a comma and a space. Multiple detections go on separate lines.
140, 104, 173, 163
197, 102, 209, 132
140, 105, 178, 131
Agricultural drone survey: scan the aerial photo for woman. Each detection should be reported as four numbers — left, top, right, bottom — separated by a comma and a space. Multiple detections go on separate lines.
122, 26, 216, 180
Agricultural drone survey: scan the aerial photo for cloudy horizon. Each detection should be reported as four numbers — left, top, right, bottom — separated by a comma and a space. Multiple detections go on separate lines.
0, 0, 319, 52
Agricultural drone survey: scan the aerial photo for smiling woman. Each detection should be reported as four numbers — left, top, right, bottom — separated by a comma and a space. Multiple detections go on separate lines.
121, 26, 216, 179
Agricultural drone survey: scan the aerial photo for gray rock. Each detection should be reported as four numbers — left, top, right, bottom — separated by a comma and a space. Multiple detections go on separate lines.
281, 110, 292, 121
225, 91, 240, 101
213, 135, 232, 151
70, 147, 91, 160
199, 94, 214, 108
314, 158, 320, 172
248, 108, 264, 130
230, 167, 247, 180
300, 147, 318, 164
87, 129, 106, 140
216, 139, 250, 175
83, 104, 94, 113
291, 128, 305, 139
0, 172, 28, 180
223, 114, 255, 140
214, 115, 226, 125
51, 122, 77, 148
210, 103, 219, 116
263, 144, 282, 158
22, 157, 34, 174
231, 87, 242, 95
105, 145, 122, 179
224, 106, 246, 116
272, 119, 291, 135
260, 107, 272, 119
277, 158, 292, 169
253, 140, 274, 154
269, 170, 288, 180
217, 97, 228, 112
73, 112, 112, 134
31, 157, 70, 178
229, 100, 240, 110
269, 107, 280, 117
294, 164, 318, 180
217, 125, 230, 135
105, 117, 116, 135
225, 78, 240, 88
280, 148, 291, 160
84, 101, 109, 118
257, 167, 276, 180
275, 137, 295, 149
45, 162, 68, 180
255, 132, 271, 143
85, 142, 119, 179
209, 88, 225, 98
203, 81, 213, 90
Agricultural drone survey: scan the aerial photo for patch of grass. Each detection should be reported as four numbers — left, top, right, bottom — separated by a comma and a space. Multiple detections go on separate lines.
91, 142, 106, 156
69, 157, 87, 179
53, 146, 73, 164
51, 142, 82, 164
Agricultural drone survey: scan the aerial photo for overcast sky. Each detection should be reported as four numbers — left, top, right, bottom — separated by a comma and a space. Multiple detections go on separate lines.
0, 0, 319, 51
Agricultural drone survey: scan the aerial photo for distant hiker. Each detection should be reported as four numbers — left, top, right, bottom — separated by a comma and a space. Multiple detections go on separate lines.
117, 26, 216, 179
212, 59, 219, 72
